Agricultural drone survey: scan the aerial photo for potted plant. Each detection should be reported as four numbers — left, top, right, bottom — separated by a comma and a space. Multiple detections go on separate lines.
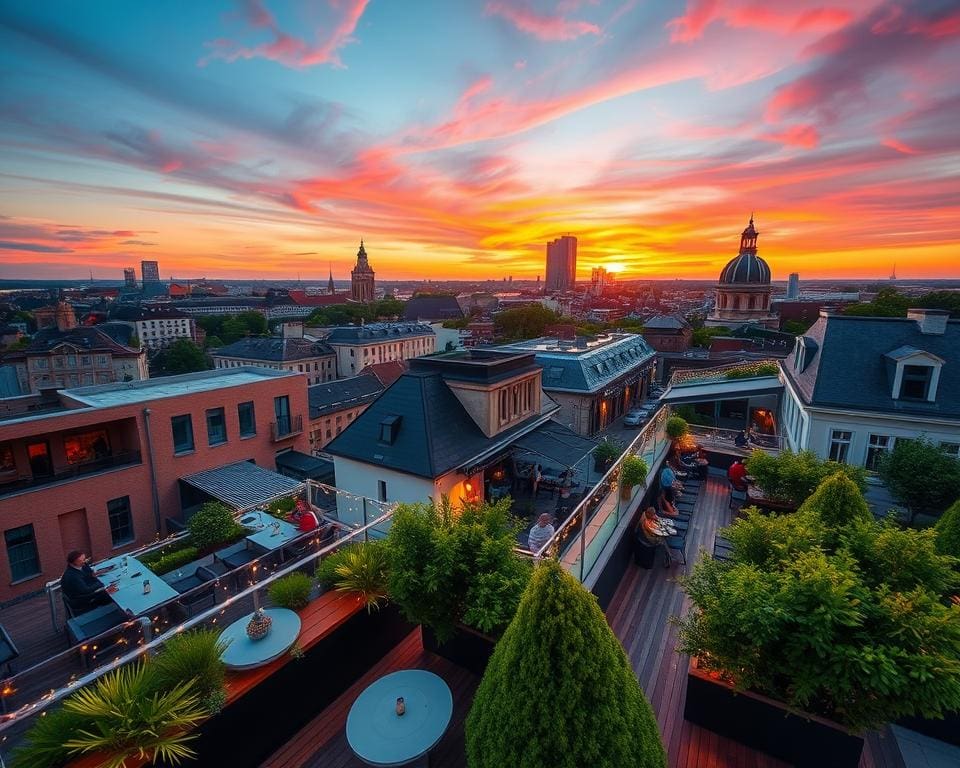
315, 540, 390, 612
386, 499, 531, 674
592, 437, 622, 473
665, 415, 688, 441
619, 455, 649, 501
466, 559, 666, 768
676, 473, 960, 767
187, 502, 245, 552
267, 572, 315, 611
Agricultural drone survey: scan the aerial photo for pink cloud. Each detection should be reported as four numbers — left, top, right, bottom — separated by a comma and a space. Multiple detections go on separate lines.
668, 1, 855, 42
758, 123, 820, 149
882, 137, 920, 155
485, 2, 601, 41
201, 0, 369, 69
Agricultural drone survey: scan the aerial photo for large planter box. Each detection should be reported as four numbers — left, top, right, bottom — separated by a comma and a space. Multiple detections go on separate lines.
422, 623, 497, 676
684, 660, 864, 768
898, 711, 960, 747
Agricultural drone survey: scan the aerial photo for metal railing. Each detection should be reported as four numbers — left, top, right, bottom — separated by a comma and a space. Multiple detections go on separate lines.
669, 359, 781, 387
687, 425, 785, 454
520, 406, 672, 583
271, 413, 303, 441
0, 451, 142, 497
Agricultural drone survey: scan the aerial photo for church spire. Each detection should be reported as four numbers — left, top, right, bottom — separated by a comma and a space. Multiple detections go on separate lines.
740, 215, 758, 254
327, 263, 335, 294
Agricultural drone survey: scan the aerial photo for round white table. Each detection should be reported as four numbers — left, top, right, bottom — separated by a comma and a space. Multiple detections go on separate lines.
346, 669, 453, 767
218, 608, 301, 670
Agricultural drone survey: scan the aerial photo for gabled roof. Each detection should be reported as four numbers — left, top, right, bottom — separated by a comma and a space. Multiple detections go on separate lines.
325, 370, 553, 478
884, 345, 945, 364
2, 327, 140, 361
403, 295, 464, 321
643, 315, 690, 331
212, 337, 334, 362
783, 314, 960, 418
308, 375, 384, 418
326, 323, 434, 344
359, 360, 408, 387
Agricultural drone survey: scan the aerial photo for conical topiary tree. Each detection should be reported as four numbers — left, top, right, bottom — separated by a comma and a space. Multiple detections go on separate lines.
935, 499, 960, 558
797, 471, 872, 529
466, 559, 666, 768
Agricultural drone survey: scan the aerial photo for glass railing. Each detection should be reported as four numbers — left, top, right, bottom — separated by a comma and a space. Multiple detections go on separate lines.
520, 406, 672, 583
0, 494, 394, 759
687, 424, 784, 453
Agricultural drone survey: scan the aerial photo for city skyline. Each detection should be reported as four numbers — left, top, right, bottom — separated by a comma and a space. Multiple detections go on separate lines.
1, 1, 959, 282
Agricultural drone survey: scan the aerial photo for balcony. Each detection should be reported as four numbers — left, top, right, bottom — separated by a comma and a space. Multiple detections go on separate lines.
271, 414, 303, 441
0, 450, 142, 498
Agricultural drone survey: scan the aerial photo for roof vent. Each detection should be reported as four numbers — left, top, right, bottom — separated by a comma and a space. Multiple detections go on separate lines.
907, 308, 949, 335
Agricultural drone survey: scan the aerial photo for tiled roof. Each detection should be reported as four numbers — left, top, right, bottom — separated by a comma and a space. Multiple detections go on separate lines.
783, 314, 960, 419
212, 337, 334, 362
643, 315, 689, 331
326, 323, 434, 344
3, 327, 140, 360
403, 296, 464, 321
358, 360, 408, 387
308, 375, 384, 418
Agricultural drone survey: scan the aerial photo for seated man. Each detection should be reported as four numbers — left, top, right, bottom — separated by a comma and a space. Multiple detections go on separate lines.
61, 550, 115, 613
727, 459, 748, 490
527, 513, 555, 554
660, 463, 683, 492
734, 429, 748, 448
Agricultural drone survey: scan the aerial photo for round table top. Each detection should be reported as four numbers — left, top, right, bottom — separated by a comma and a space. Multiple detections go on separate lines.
346, 670, 453, 767
218, 608, 301, 670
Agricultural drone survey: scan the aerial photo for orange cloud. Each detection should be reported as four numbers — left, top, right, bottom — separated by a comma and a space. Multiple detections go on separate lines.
485, 1, 601, 41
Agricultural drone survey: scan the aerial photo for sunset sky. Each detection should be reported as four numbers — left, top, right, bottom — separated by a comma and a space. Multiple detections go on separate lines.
0, 0, 958, 282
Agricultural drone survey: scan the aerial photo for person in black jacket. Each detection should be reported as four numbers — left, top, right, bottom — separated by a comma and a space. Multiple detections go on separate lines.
61, 550, 115, 613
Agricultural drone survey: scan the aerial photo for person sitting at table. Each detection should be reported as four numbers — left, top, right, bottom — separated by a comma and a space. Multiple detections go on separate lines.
295, 506, 320, 533
660, 464, 683, 496
639, 507, 683, 567
61, 550, 116, 613
727, 459, 748, 490
734, 429, 748, 448
527, 513, 555, 554
659, 484, 680, 517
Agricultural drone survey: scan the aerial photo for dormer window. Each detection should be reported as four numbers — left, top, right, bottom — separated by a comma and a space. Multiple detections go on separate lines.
378, 415, 401, 444
900, 365, 933, 400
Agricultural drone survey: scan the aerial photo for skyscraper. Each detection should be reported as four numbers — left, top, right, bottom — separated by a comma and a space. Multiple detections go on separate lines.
787, 272, 800, 299
350, 241, 376, 302
141, 260, 160, 283
591, 267, 610, 296
544, 236, 577, 292
123, 267, 137, 288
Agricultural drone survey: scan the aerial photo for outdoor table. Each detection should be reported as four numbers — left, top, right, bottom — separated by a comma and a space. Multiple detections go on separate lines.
96, 554, 179, 616
218, 608, 301, 670
346, 669, 453, 767
240, 510, 301, 551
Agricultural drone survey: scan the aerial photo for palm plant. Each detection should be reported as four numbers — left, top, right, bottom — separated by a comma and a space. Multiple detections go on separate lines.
318, 540, 389, 612
151, 628, 229, 711
9, 706, 90, 768
61, 662, 207, 768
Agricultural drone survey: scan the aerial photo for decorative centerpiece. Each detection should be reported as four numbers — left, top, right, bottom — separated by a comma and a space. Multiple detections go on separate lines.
246, 608, 273, 641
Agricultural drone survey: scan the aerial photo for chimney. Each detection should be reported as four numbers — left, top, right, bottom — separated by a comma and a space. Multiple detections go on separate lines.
907, 308, 949, 335
282, 321, 304, 339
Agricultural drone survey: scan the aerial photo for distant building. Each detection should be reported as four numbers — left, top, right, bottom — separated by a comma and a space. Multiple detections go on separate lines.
109, 305, 196, 350
211, 323, 336, 385
123, 268, 137, 288
403, 295, 464, 322
350, 241, 376, 303
786, 272, 800, 300
308, 374, 385, 452
642, 315, 692, 353
706, 217, 778, 329
590, 267, 611, 296
545, 236, 577, 292
497, 333, 656, 435
34, 299, 77, 331
141, 261, 160, 283
358, 360, 408, 388
325, 322, 436, 377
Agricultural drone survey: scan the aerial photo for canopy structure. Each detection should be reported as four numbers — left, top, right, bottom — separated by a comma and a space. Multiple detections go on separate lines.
511, 421, 598, 468
180, 460, 304, 511
660, 376, 782, 405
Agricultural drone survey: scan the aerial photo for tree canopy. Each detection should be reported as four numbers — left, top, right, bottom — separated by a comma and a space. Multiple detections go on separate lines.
878, 438, 960, 520
153, 339, 211, 375
196, 311, 267, 344
305, 297, 405, 326
843, 288, 960, 318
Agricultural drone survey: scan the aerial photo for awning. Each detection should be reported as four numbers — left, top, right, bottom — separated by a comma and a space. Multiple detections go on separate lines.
511, 421, 598, 468
181, 460, 304, 511
275, 450, 335, 483
660, 377, 782, 405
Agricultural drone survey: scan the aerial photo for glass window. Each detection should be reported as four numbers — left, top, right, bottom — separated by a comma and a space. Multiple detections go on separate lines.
171, 414, 194, 454
0, 444, 14, 474
828, 430, 853, 463
238, 401, 256, 437
206, 408, 227, 445
64, 429, 111, 465
107, 496, 134, 546
274, 396, 291, 435
865, 434, 891, 472
5, 524, 40, 582
900, 365, 932, 400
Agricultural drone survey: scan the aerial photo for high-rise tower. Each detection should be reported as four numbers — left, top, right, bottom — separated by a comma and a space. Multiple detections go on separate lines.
544, 236, 577, 292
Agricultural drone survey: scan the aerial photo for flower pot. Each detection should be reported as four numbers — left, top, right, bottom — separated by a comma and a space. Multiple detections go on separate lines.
684, 658, 863, 768
422, 623, 497, 676
620, 484, 634, 501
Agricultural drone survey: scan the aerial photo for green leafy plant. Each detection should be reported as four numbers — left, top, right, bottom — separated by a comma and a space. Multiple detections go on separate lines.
593, 437, 623, 468
316, 540, 389, 612
187, 502, 243, 551
267, 572, 314, 611
387, 499, 531, 642
9, 706, 91, 768
143, 545, 201, 576
60, 662, 206, 768
665, 415, 688, 440
677, 474, 960, 731
151, 629, 228, 708
936, 500, 960, 558
879, 438, 960, 520
267, 496, 297, 518
466, 559, 666, 768
672, 404, 713, 427
620, 455, 649, 500
745, 449, 866, 507
725, 362, 779, 379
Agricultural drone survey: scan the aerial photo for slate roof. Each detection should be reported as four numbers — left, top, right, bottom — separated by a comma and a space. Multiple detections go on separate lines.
497, 334, 656, 393
97, 322, 137, 347
308, 375, 384, 418
2, 327, 140, 360
403, 296, 464, 321
643, 315, 689, 331
0, 365, 22, 398
324, 370, 554, 478
783, 314, 960, 419
212, 337, 334, 362
719, 252, 771, 284
326, 323, 434, 344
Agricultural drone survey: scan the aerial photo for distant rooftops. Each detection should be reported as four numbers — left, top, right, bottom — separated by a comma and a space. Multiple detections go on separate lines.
3, 326, 140, 359
308, 375, 384, 418
326, 323, 434, 344
212, 337, 334, 362
409, 349, 539, 384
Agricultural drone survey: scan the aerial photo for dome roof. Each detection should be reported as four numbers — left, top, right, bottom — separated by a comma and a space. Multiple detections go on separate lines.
719, 252, 771, 284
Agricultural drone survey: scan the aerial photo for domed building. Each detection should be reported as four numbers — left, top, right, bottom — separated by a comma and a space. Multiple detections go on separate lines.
705, 217, 778, 329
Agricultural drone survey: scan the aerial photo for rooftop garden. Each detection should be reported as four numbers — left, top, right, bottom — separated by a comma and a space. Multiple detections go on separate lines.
745, 449, 867, 508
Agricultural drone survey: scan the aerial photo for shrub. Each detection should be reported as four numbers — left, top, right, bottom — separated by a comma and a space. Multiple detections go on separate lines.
677, 474, 960, 730
593, 437, 622, 466
387, 499, 531, 641
187, 502, 241, 551
620, 455, 649, 489
9, 706, 90, 768
466, 560, 666, 768
935, 500, 960, 558
724, 362, 779, 379
152, 629, 228, 709
267, 572, 314, 611
672, 404, 713, 427
745, 449, 866, 506
267, 496, 297, 518
316, 541, 389, 612
879, 438, 960, 519
144, 546, 201, 576
665, 415, 688, 440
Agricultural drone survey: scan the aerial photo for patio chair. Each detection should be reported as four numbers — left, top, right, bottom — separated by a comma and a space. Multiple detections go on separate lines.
728, 481, 748, 509
170, 566, 219, 619
66, 603, 129, 647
